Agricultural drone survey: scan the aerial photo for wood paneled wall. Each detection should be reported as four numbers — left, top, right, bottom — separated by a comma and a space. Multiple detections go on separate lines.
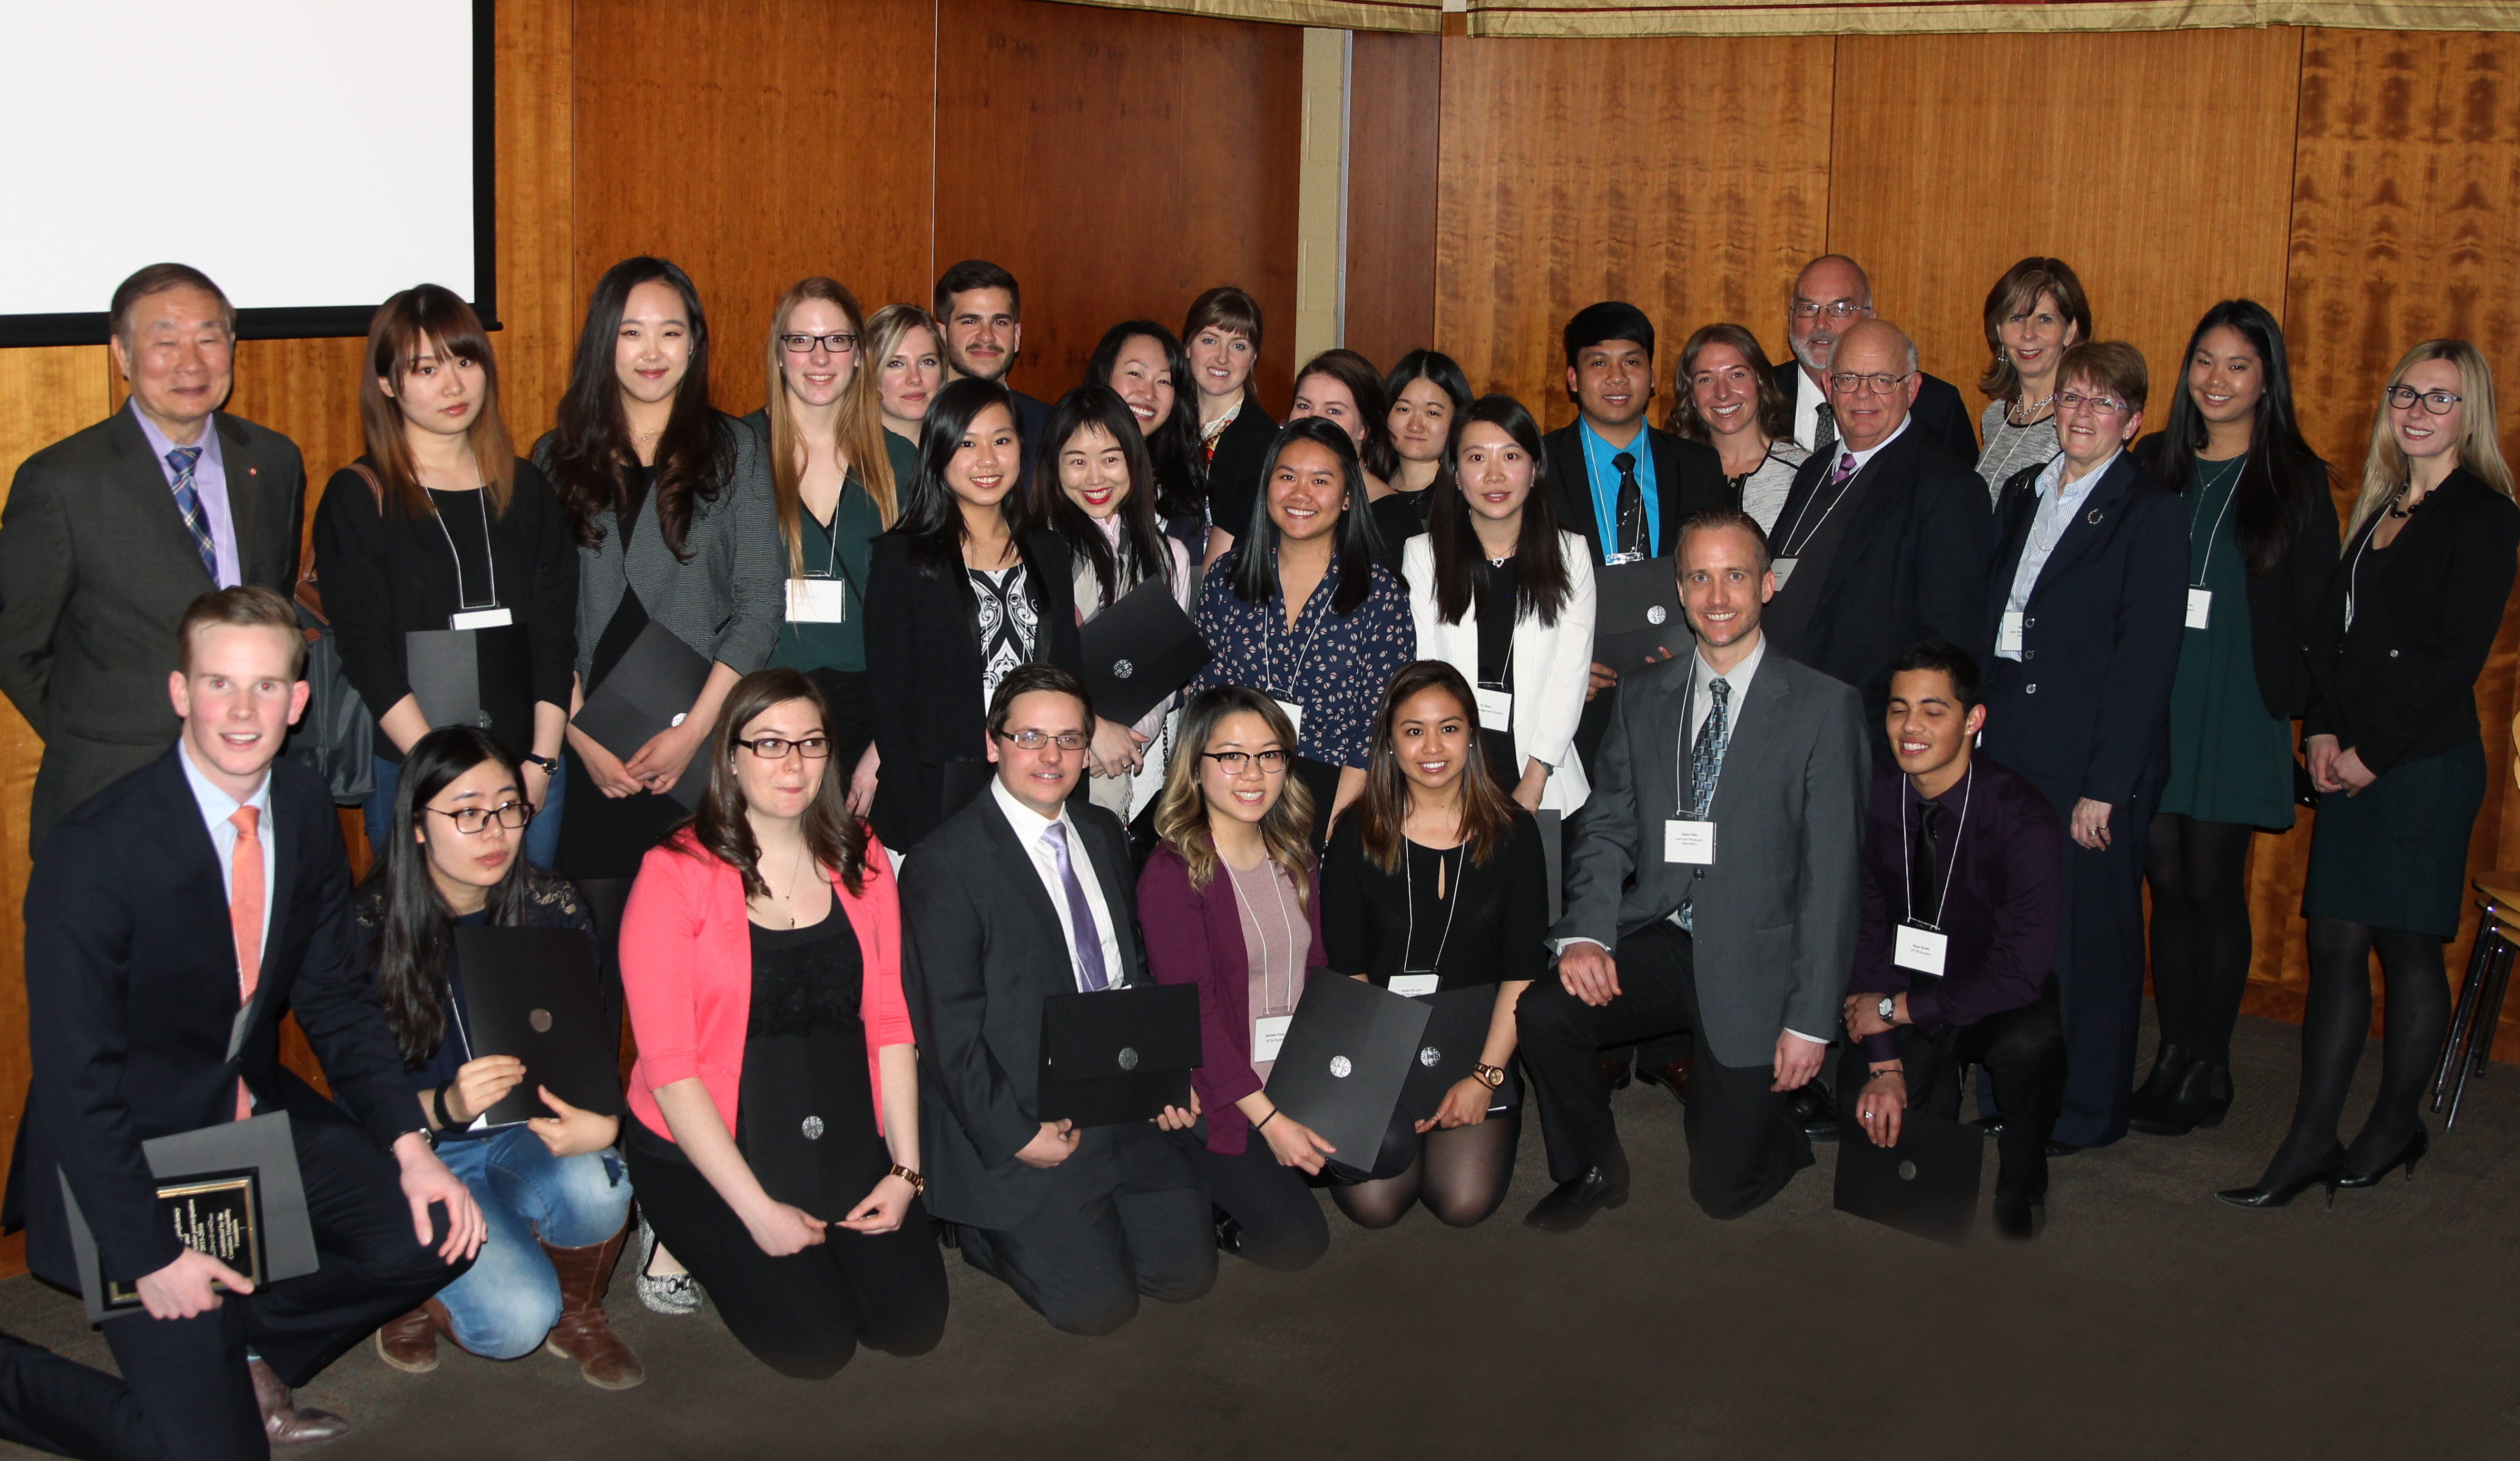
1345, 32, 1442, 376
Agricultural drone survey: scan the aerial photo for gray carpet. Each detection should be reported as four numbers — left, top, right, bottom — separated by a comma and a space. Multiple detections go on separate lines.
7, 1012, 2517, 1460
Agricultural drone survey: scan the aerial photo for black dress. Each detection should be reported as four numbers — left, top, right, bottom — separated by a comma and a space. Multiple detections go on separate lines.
555, 466, 690, 878
738, 918, 888, 1215
1471, 555, 1520, 790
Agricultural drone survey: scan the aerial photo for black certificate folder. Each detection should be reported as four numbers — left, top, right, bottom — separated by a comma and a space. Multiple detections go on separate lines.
1592, 555, 1686, 672
58, 1112, 318, 1324
1832, 1107, 1986, 1247
455, 926, 629, 1126
1038, 983, 1202, 1128
1263, 974, 1430, 1163
1080, 577, 1212, 728
571, 622, 712, 804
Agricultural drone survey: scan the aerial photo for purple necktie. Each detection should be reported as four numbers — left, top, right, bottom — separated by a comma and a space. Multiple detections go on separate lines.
1043, 821, 1109, 992
1830, 450, 1858, 486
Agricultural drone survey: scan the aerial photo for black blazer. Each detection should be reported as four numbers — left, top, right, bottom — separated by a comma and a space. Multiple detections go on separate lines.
2302, 466, 2520, 776
1541, 421, 1728, 567
6, 749, 416, 1290
1762, 427, 1994, 741
1978, 453, 2188, 805
862, 527, 1084, 850
1011, 387, 1052, 492
1206, 401, 1281, 544
1772, 361, 1979, 468
899, 793, 1148, 1229
2134, 434, 2340, 720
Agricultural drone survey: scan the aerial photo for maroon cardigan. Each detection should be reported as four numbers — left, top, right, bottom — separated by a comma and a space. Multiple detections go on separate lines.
1136, 841, 1328, 1155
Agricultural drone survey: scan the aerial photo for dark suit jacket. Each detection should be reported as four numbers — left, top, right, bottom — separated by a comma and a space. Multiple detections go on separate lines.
1772, 361, 1978, 467
862, 528, 1084, 851
1762, 426, 1993, 746
1541, 422, 1728, 567
1011, 388, 1052, 492
900, 792, 1150, 1229
1206, 403, 1281, 545
6, 749, 415, 1290
2302, 466, 2520, 775
0, 408, 305, 847
1978, 452, 2188, 805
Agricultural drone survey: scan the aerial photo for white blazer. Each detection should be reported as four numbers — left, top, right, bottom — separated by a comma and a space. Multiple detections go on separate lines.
1403, 530, 1596, 814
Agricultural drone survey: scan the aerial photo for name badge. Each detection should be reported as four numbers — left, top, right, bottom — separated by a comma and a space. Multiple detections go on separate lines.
1253, 1014, 1293, 1063
1769, 556, 1799, 591
1272, 699, 1304, 739
1389, 973, 1440, 998
1604, 549, 1645, 567
787, 577, 849, 624
1997, 610, 2025, 657
2185, 588, 2212, 630
449, 607, 512, 631
1893, 923, 1949, 976
1473, 686, 1513, 731
1664, 819, 1717, 865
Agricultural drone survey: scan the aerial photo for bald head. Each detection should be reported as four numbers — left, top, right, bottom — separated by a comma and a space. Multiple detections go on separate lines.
1824, 320, 1921, 453
1788, 255, 1876, 377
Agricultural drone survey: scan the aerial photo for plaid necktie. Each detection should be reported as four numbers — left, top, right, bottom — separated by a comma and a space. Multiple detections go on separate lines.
1679, 678, 1731, 932
165, 446, 219, 581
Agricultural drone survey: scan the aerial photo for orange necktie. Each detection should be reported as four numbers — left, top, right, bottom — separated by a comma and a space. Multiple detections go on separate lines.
229, 807, 262, 1121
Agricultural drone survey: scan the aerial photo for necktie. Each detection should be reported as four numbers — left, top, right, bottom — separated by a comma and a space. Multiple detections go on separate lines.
1910, 799, 1942, 928
1612, 451, 1646, 559
1679, 679, 1731, 933
1813, 401, 1839, 459
1043, 821, 1110, 992
229, 807, 263, 1120
1830, 450, 1858, 486
165, 446, 219, 582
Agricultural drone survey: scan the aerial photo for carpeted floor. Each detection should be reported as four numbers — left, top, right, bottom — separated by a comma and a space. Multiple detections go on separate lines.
6, 1011, 2517, 1460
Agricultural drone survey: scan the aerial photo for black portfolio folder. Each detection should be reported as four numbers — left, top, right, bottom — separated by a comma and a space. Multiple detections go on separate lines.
571, 622, 712, 806
406, 625, 533, 751
1394, 985, 1502, 1123
1263, 973, 1430, 1162
1079, 577, 1212, 727
1037, 983, 1203, 1128
59, 1112, 318, 1324
1832, 1106, 1986, 1246
1592, 556, 1686, 672
454, 926, 628, 1126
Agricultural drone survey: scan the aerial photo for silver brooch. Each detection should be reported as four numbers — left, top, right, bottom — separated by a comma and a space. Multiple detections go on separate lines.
1113, 659, 1135, 679
1329, 1055, 1353, 1078
800, 1115, 825, 1141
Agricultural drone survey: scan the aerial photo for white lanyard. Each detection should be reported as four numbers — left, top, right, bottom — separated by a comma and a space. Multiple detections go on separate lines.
1225, 860, 1302, 1015
1400, 841, 1465, 977
2190, 454, 2244, 591
1258, 568, 1331, 702
431, 488, 499, 611
1899, 764, 1974, 931
1776, 455, 1862, 558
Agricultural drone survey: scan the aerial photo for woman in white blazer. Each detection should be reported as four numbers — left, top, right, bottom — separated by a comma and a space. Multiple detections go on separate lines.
1403, 394, 1596, 816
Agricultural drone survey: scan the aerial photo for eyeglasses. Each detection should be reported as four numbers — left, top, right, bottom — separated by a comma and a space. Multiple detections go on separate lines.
1201, 749, 1288, 775
1828, 371, 1915, 395
426, 800, 533, 835
996, 730, 1089, 751
1791, 300, 1866, 321
734, 734, 831, 760
2056, 390, 2131, 417
2384, 386, 2463, 416
781, 332, 860, 355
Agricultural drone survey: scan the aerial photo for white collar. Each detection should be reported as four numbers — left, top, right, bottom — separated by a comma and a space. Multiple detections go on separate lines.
1833, 415, 1910, 474
1692, 632, 1767, 699
177, 736, 272, 823
2037, 447, 2120, 502
990, 772, 1072, 845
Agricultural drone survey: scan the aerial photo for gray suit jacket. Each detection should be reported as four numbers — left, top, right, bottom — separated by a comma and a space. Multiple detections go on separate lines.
0, 407, 305, 849
1551, 645, 1869, 1065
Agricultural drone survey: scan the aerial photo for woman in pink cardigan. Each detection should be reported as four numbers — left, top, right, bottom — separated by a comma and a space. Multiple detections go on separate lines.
617, 668, 946, 1377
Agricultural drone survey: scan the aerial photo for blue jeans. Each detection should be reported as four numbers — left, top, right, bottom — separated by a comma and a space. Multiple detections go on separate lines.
366, 752, 566, 869
429, 1124, 632, 1359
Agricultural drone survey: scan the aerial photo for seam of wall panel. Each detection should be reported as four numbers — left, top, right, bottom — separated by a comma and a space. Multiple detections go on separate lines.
1337, 29, 1354, 346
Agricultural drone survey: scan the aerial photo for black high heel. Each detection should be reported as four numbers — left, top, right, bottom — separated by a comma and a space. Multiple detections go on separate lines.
2337, 1126, 2429, 1189
2215, 1145, 2346, 1211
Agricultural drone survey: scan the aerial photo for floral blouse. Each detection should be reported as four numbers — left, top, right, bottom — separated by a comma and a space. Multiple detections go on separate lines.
1191, 548, 1414, 769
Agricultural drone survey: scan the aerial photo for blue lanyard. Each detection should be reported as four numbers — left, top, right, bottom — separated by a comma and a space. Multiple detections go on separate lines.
1578, 421, 1653, 561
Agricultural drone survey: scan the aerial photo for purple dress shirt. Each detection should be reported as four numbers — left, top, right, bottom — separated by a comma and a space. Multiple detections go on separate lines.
129, 401, 242, 587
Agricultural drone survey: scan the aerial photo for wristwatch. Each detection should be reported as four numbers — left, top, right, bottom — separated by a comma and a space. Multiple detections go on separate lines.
1471, 1063, 1506, 1090
1876, 995, 1898, 1025
521, 753, 559, 774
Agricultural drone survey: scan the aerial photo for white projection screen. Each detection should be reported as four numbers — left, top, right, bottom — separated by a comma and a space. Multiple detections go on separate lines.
0, 0, 492, 346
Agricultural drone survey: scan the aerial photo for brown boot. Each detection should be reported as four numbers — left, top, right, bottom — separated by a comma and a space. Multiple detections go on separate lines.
373, 1305, 439, 1373
541, 1227, 645, 1389
249, 1358, 350, 1446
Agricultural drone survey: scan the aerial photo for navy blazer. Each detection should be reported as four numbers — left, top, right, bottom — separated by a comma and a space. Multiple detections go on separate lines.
1978, 452, 2187, 806
1542, 422, 1728, 568
7, 748, 416, 1290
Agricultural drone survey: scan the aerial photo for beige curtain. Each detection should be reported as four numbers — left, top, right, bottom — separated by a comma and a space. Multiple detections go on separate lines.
1048, 0, 2520, 36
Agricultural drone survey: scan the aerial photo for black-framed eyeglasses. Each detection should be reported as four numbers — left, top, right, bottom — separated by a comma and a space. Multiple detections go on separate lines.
2384, 386, 2463, 416
426, 800, 533, 835
1201, 749, 1288, 775
1828, 370, 1915, 395
996, 729, 1089, 751
2056, 390, 2131, 417
1792, 299, 1865, 320
734, 734, 831, 760
781, 332, 860, 355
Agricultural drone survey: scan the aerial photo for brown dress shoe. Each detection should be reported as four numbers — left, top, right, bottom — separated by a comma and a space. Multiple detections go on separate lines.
373, 1305, 439, 1373
249, 1358, 350, 1446
1637, 1057, 1694, 1106
541, 1227, 645, 1389
1600, 1056, 1633, 1092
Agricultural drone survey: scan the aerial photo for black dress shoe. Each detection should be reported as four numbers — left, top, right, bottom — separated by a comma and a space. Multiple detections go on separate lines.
1788, 1081, 1839, 1142
1993, 1193, 2045, 1241
2126, 1042, 2190, 1125
2127, 1061, 2232, 1137
1523, 1150, 1631, 1233
1970, 1113, 2006, 1136
2337, 1125, 2429, 1189
1635, 1058, 1693, 1107
2215, 1144, 2346, 1211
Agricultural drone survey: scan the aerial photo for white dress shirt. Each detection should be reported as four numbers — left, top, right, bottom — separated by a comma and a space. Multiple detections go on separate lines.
1790, 367, 1826, 454
178, 738, 276, 964
1997, 448, 2119, 659
992, 776, 1125, 991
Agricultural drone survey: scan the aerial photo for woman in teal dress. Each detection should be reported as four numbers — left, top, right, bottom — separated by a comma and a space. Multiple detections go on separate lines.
2133, 300, 2337, 1137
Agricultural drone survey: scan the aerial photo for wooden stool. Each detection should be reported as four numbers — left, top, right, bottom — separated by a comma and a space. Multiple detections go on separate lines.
2433, 872, 2520, 1129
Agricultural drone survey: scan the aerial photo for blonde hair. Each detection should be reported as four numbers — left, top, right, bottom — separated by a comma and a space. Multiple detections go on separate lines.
763, 278, 897, 575
2349, 339, 2515, 537
865, 303, 941, 427
1151, 687, 1314, 906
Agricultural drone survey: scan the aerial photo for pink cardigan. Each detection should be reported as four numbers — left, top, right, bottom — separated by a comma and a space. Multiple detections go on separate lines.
620, 828, 914, 1145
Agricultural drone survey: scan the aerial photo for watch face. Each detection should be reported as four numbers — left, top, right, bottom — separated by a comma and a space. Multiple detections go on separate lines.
1879, 997, 1897, 1021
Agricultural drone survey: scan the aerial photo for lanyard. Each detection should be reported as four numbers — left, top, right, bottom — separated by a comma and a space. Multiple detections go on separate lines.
430, 488, 499, 611
1774, 454, 1862, 558
1258, 565, 1331, 701
1225, 860, 1302, 1015
1900, 764, 1974, 931
804, 493, 865, 605
2189, 454, 2245, 591
1400, 842, 1464, 977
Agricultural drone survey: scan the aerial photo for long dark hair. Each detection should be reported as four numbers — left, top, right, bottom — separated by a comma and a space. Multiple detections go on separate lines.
2142, 299, 2323, 576
1228, 416, 1386, 616
360, 284, 517, 516
684, 668, 868, 898
1085, 321, 1207, 524
1384, 349, 1473, 495
1295, 349, 1400, 484
361, 728, 540, 1067
1353, 662, 1517, 875
893, 376, 1048, 587
1430, 395, 1572, 627
548, 256, 732, 560
1032, 386, 1176, 609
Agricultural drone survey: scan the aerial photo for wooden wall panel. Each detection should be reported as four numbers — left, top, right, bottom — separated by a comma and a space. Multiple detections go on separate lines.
1345, 31, 1442, 376
1434, 35, 1836, 425
936, 0, 1303, 415
1828, 28, 2302, 433
572, 0, 936, 419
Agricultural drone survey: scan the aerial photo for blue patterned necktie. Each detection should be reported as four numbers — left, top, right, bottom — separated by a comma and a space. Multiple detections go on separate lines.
1043, 821, 1110, 992
165, 446, 219, 581
1679, 677, 1731, 933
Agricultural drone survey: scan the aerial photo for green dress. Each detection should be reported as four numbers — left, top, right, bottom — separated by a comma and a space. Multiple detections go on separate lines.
2158, 454, 2295, 828
768, 477, 882, 673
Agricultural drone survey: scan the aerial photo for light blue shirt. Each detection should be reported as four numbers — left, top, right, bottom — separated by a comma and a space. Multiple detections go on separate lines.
177, 738, 277, 991
130, 401, 242, 587
1998, 448, 2119, 658
1578, 419, 1660, 562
